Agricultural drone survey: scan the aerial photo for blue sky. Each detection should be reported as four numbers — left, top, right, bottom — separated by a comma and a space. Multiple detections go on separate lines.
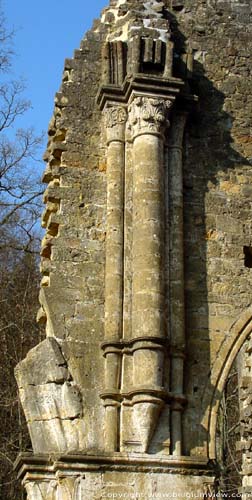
4, 0, 107, 150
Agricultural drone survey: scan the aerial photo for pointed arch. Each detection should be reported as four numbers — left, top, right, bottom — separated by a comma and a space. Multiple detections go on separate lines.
201, 304, 252, 459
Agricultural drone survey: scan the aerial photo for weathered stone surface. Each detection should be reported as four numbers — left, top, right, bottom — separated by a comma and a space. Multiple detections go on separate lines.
15, 0, 252, 498
15, 338, 85, 454
18, 455, 216, 500
15, 337, 68, 386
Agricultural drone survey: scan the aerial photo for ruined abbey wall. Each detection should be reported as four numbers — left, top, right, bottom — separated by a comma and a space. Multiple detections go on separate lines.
15, 1, 252, 498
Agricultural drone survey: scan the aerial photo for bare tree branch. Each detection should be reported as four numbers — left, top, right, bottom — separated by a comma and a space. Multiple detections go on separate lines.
0, 4, 45, 499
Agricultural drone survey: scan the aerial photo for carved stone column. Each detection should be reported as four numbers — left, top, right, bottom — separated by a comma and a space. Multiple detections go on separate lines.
168, 113, 188, 456
102, 104, 127, 451
127, 95, 173, 452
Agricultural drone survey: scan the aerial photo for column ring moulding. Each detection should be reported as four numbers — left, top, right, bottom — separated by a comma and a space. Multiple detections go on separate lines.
97, 33, 195, 456
102, 102, 128, 452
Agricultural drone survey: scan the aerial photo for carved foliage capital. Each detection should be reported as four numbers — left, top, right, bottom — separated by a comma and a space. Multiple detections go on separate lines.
128, 96, 173, 139
104, 105, 127, 128
104, 105, 127, 143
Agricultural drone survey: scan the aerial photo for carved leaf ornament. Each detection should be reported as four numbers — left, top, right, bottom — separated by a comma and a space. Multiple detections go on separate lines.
104, 106, 127, 128
128, 96, 172, 136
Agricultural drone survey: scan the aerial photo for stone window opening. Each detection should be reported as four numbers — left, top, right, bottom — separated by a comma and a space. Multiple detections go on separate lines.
216, 360, 242, 499
244, 246, 252, 268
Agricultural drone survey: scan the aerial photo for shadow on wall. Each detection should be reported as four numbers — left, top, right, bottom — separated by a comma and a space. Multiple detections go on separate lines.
167, 9, 252, 462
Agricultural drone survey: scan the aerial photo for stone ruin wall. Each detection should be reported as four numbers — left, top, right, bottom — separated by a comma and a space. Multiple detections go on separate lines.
14, 0, 252, 498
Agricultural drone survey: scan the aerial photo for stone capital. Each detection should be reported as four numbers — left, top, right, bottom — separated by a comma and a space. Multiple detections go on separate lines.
127, 95, 173, 141
104, 104, 128, 144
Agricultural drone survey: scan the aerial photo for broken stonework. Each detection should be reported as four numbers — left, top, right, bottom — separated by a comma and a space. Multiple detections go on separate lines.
15, 0, 252, 498
15, 338, 85, 454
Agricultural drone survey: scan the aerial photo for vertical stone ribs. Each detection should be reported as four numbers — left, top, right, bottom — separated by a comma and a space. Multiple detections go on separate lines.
102, 37, 174, 85
98, 31, 193, 455
101, 96, 173, 455
102, 41, 127, 85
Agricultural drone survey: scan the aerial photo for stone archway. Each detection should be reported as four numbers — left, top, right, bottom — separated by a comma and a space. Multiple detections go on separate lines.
200, 305, 252, 498
216, 349, 242, 496
205, 305, 252, 460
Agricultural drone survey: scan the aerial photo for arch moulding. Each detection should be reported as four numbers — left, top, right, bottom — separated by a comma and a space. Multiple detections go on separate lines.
201, 304, 252, 459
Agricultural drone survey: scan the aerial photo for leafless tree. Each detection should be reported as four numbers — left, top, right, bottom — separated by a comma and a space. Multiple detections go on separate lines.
0, 4, 44, 257
0, 252, 43, 500
0, 3, 44, 498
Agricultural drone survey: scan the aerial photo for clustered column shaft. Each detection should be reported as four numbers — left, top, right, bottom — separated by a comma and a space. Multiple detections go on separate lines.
103, 105, 127, 451
128, 95, 172, 452
101, 95, 187, 455
168, 114, 187, 456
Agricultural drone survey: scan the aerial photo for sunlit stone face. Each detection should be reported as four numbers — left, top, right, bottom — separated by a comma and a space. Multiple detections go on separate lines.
15, 0, 252, 498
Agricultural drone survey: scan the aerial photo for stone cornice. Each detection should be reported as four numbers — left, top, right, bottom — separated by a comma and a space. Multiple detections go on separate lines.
96, 74, 185, 110
15, 452, 216, 480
